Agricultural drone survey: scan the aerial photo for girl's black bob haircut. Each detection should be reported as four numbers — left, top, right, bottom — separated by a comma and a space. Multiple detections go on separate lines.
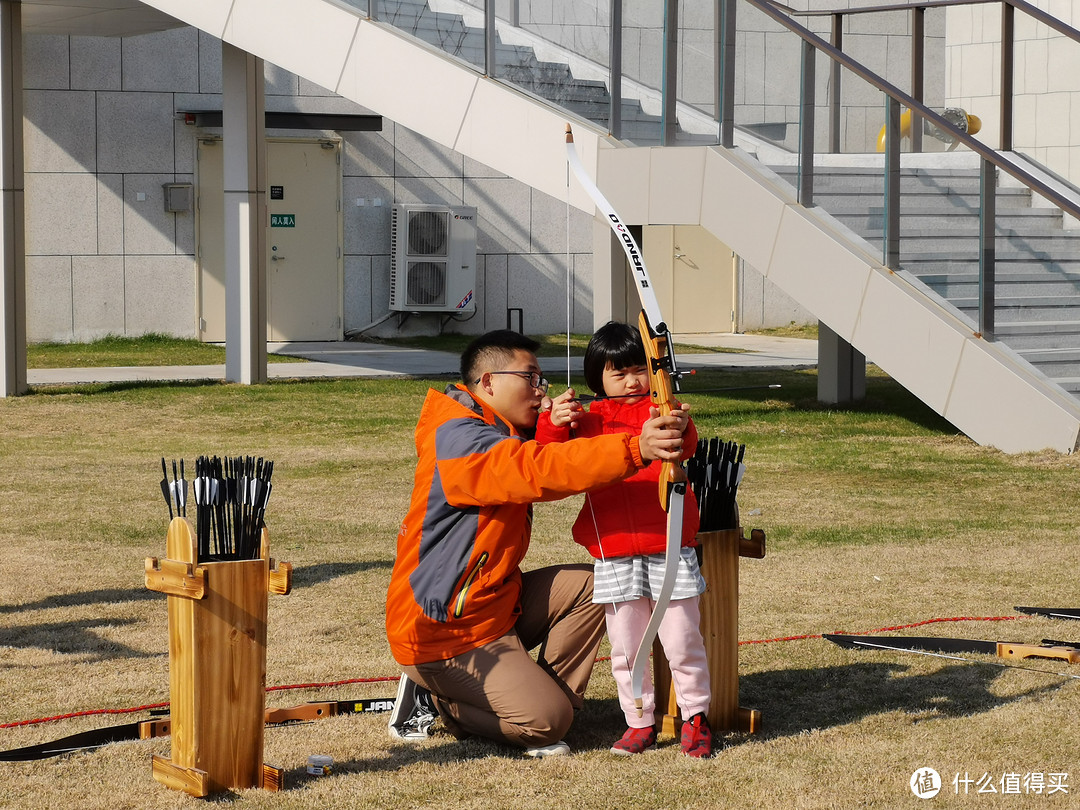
583, 321, 646, 394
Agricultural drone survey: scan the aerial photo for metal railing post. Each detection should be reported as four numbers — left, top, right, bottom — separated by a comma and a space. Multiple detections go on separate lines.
485, 0, 496, 78
829, 13, 842, 154
718, 0, 736, 148
884, 97, 901, 270
911, 6, 924, 153
979, 157, 997, 338
798, 39, 816, 206
609, 0, 623, 139
1000, 1, 1014, 151
661, 0, 679, 145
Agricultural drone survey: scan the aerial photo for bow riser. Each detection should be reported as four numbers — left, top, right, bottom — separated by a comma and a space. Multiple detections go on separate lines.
637, 310, 687, 512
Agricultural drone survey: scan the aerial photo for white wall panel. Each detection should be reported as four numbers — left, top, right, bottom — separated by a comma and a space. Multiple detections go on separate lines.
25, 256, 72, 342
121, 27, 199, 92
24, 173, 98, 255
72, 256, 124, 339
96, 92, 175, 173
123, 255, 196, 336
23, 90, 96, 172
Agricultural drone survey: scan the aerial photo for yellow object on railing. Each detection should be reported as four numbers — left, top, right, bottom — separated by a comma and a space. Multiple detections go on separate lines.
876, 107, 981, 152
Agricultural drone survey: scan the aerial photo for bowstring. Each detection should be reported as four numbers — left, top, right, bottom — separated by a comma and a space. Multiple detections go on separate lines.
586, 472, 637, 689
565, 160, 572, 388
566, 159, 634, 687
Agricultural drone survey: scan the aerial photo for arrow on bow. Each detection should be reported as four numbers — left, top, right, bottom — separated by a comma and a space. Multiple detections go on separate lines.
565, 123, 690, 716
824, 633, 1080, 680
567, 384, 781, 404
0, 698, 397, 762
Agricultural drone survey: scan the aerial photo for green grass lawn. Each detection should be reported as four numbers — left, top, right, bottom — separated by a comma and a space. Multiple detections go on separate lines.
26, 333, 305, 368
3, 354, 1076, 810
26, 331, 751, 370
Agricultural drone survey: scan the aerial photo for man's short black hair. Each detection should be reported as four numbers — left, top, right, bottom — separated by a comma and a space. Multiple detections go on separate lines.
461, 330, 541, 387
583, 321, 646, 395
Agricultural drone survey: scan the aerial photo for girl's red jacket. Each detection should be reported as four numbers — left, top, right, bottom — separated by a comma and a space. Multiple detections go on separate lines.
535, 396, 700, 559
385, 384, 649, 667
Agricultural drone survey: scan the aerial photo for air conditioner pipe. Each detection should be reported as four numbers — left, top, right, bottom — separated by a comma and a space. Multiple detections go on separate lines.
344, 311, 394, 338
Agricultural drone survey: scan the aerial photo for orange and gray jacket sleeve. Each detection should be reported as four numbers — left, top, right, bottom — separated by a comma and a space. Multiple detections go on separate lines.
434, 416, 643, 507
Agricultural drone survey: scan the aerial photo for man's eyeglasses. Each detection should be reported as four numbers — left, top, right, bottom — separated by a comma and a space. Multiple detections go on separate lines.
478, 370, 550, 393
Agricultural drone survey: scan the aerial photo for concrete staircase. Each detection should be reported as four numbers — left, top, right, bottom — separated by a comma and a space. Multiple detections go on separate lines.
372, 0, 667, 142
772, 163, 1080, 397
134, 0, 1080, 452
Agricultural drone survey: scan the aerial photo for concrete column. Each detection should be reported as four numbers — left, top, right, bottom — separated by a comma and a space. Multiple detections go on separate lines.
817, 321, 866, 404
0, 1, 24, 397
591, 216, 617, 329
222, 42, 267, 384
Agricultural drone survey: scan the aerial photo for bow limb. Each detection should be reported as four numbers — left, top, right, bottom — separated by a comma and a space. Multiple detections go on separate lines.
0, 697, 400, 761
564, 126, 665, 330
565, 124, 688, 716
0, 718, 169, 761
628, 480, 686, 713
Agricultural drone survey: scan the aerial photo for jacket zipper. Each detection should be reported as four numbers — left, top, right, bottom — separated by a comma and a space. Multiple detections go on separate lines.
453, 551, 488, 618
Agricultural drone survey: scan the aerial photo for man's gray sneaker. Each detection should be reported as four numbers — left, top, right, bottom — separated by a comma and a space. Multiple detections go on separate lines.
388, 674, 438, 741
524, 740, 571, 758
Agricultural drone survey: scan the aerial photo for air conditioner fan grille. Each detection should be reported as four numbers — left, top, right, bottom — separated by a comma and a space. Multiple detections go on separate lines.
407, 211, 448, 256
406, 261, 446, 306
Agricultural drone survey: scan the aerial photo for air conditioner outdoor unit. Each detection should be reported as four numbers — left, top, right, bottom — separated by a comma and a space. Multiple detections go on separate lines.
389, 204, 477, 313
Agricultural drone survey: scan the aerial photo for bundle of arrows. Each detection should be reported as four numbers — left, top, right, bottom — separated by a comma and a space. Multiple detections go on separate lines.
159, 455, 274, 560
686, 438, 745, 531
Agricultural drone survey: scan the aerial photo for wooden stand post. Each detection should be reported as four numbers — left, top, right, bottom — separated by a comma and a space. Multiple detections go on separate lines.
653, 523, 765, 737
145, 517, 291, 797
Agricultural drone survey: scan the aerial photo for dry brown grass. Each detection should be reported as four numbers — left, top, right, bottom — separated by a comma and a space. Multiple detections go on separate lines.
1, 371, 1078, 809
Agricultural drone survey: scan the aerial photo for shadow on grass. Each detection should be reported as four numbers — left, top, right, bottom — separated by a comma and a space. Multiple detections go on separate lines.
253, 698, 630, 793
0, 617, 152, 659
290, 560, 392, 588
0, 587, 161, 614
233, 657, 1072, 793
254, 658, 1067, 787
27, 379, 226, 396
739, 661, 1066, 740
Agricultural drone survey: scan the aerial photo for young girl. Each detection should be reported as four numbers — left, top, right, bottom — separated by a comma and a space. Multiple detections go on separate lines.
536, 321, 712, 757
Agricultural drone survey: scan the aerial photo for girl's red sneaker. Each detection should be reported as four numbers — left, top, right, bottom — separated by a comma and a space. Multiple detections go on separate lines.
610, 725, 657, 755
680, 712, 713, 758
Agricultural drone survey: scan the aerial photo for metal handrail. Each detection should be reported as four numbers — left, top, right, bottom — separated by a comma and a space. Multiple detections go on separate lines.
770, 0, 1080, 154
724, 0, 1080, 337
361, 0, 1080, 342
785, 0, 1080, 45
730, 0, 1080, 222
362, 0, 1080, 347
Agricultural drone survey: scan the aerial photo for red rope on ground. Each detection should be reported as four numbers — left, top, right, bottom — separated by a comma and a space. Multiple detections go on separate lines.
0, 615, 1027, 730
0, 702, 170, 730
0, 676, 401, 730
265, 675, 400, 693
738, 614, 1021, 646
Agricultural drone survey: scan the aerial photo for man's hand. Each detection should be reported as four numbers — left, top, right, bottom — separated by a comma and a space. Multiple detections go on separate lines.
638, 405, 690, 462
545, 389, 584, 429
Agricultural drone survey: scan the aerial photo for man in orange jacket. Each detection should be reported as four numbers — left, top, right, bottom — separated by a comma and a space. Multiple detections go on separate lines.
385, 329, 689, 757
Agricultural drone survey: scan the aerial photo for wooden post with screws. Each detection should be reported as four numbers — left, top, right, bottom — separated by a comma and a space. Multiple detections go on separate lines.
145, 517, 291, 797
653, 518, 765, 738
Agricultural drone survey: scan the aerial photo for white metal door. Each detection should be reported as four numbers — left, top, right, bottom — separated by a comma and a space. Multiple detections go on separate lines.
196, 138, 343, 342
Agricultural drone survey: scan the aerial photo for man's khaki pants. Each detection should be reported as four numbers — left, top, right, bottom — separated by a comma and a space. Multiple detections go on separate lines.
403, 563, 605, 749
